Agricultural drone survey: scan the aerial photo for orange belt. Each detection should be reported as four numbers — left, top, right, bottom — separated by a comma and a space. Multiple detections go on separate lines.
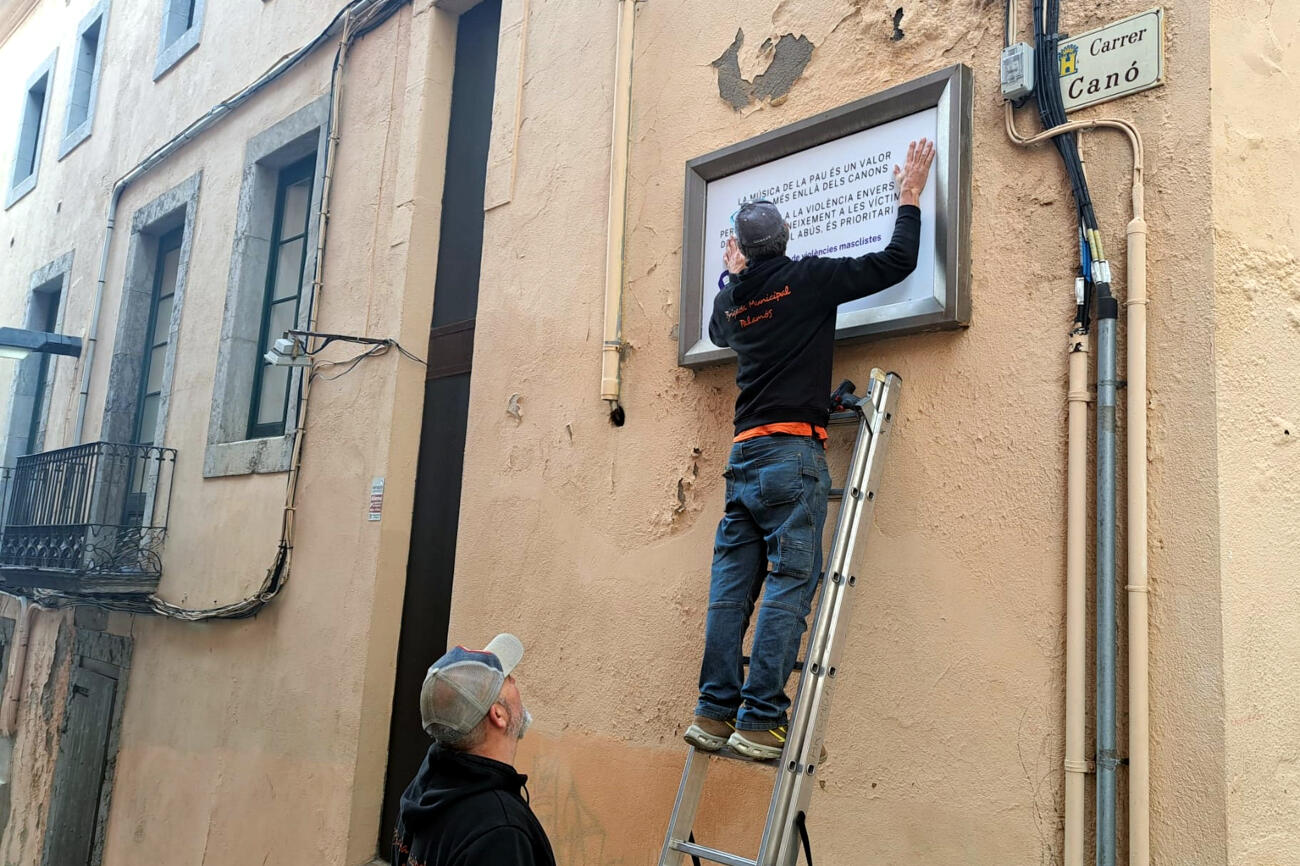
734, 422, 828, 443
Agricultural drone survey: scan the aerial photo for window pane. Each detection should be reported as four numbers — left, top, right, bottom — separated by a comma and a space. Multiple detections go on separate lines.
16, 76, 48, 180
146, 346, 166, 393
264, 300, 297, 350
256, 363, 289, 428
282, 179, 311, 237
158, 246, 180, 295
152, 294, 173, 345
138, 394, 159, 444
273, 238, 306, 301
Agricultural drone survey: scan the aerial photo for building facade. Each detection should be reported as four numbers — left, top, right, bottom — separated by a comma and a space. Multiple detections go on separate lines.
0, 0, 1293, 864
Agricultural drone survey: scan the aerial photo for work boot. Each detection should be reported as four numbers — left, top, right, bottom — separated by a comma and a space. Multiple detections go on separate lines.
728, 726, 788, 761
684, 715, 735, 751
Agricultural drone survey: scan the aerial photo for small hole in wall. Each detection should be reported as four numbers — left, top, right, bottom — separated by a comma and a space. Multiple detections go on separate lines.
1286, 429, 1291, 436
891, 8, 905, 41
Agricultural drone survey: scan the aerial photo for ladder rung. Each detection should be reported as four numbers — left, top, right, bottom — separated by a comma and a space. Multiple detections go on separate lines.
827, 410, 859, 426
671, 840, 757, 866
829, 487, 843, 500
708, 744, 778, 765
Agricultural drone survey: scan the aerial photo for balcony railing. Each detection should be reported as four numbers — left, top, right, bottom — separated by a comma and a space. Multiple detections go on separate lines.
0, 442, 177, 593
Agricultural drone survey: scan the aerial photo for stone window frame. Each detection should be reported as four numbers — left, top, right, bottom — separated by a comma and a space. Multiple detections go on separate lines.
204, 95, 328, 478
153, 0, 205, 81
100, 172, 201, 450
2, 252, 74, 466
5, 49, 57, 210
58, 0, 111, 160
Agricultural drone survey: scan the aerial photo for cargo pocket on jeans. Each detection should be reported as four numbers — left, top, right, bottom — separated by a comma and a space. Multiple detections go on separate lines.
773, 533, 815, 579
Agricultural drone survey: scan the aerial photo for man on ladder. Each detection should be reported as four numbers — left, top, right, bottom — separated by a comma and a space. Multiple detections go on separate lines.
684, 138, 936, 761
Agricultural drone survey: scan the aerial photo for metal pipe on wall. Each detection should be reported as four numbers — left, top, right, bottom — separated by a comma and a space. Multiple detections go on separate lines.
600, 0, 636, 423
1094, 300, 1119, 866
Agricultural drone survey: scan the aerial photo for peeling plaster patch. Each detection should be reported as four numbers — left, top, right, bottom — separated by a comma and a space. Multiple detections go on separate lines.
711, 29, 751, 110
673, 448, 703, 515
507, 393, 523, 421
891, 7, 905, 41
711, 29, 814, 111
752, 34, 815, 104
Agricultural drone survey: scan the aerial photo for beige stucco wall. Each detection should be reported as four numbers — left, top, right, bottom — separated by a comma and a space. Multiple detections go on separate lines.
451, 1, 1236, 864
1211, 2, 1300, 864
0, 1, 457, 863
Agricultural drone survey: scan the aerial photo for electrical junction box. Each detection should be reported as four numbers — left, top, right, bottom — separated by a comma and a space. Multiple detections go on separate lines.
1001, 42, 1035, 101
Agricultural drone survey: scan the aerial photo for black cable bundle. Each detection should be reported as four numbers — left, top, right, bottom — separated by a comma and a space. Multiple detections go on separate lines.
1028, 0, 1109, 330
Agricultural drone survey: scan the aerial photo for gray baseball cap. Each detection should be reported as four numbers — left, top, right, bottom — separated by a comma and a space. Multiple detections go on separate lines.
734, 200, 786, 248
419, 634, 524, 738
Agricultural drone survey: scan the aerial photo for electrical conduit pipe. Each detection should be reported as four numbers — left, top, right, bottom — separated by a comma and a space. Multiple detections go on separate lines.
1065, 328, 1090, 866
1126, 185, 1149, 866
1005, 102, 1148, 865
600, 0, 636, 423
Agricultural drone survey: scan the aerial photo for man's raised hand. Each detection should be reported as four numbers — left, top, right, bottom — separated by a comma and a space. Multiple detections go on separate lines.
894, 138, 936, 208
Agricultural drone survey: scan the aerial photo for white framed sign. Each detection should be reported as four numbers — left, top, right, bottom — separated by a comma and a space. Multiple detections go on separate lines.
678, 65, 972, 368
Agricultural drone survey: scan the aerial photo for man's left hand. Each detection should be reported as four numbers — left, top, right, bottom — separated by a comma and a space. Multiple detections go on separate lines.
724, 237, 748, 274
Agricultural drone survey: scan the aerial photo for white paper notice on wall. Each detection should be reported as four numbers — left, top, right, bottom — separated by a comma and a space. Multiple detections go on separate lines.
700, 108, 939, 349
368, 477, 385, 522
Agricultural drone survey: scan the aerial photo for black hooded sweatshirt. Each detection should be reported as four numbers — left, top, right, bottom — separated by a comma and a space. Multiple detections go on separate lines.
709, 204, 921, 436
393, 743, 556, 866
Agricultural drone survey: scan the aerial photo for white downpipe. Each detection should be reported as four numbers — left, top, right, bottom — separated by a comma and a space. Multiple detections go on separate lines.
600, 0, 636, 412
0, 598, 35, 737
1126, 188, 1150, 866
1065, 330, 1090, 866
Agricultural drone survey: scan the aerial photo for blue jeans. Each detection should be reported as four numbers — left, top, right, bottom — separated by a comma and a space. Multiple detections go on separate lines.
696, 435, 831, 731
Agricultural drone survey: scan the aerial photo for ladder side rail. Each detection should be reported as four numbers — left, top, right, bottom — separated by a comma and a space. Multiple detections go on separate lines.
764, 375, 902, 865
658, 749, 714, 866
756, 403, 878, 857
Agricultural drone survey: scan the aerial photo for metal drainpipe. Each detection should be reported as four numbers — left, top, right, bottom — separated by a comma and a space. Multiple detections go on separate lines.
600, 0, 636, 425
1095, 287, 1119, 866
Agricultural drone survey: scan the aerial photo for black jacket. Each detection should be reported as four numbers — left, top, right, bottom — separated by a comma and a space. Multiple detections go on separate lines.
393, 744, 556, 866
709, 205, 921, 435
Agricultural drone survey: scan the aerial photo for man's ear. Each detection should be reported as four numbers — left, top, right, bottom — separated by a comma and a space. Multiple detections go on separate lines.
487, 702, 509, 731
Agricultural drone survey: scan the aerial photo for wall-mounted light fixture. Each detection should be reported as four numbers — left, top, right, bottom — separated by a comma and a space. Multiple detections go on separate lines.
0, 327, 83, 361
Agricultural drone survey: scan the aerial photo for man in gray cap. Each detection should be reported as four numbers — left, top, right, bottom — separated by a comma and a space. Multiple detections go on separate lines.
686, 139, 936, 760
393, 633, 556, 866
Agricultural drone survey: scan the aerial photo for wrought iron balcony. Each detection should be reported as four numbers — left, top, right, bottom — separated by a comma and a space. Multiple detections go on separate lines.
0, 442, 177, 594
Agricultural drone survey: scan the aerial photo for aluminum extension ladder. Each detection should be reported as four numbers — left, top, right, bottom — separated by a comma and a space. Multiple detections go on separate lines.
659, 369, 902, 866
